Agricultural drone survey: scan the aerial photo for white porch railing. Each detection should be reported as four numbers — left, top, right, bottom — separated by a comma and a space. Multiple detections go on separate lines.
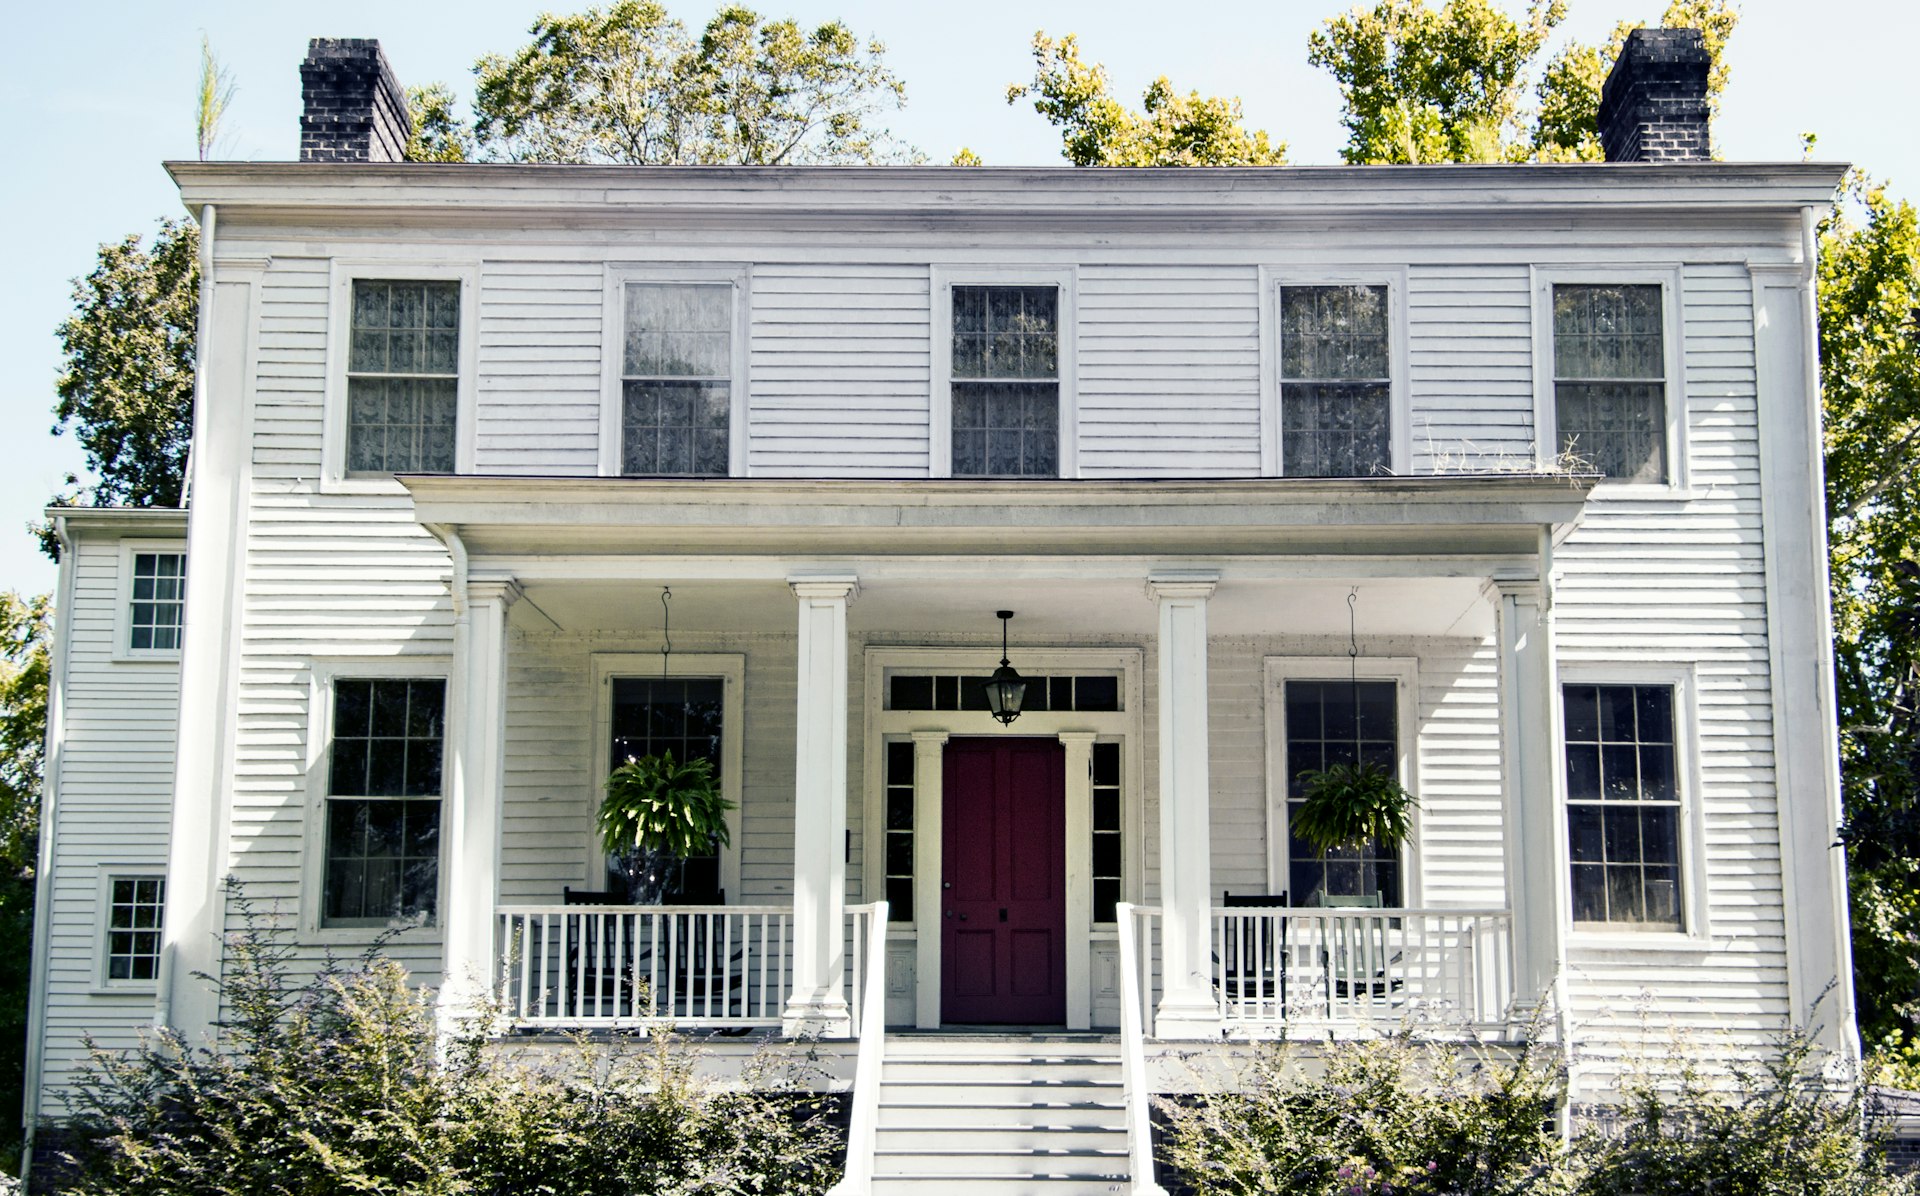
1123, 905, 1514, 1039
830, 900, 888, 1196
496, 904, 879, 1033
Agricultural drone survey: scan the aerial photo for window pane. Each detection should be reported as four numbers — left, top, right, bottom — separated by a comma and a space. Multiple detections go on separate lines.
324, 798, 440, 925
952, 381, 1058, 477
1280, 285, 1389, 381
952, 286, 1057, 380
1281, 382, 1391, 478
1552, 284, 1665, 482
105, 876, 166, 982
1563, 682, 1684, 930
128, 552, 187, 652
609, 677, 726, 904
622, 381, 730, 476
1555, 382, 1664, 481
347, 376, 458, 473
624, 283, 732, 377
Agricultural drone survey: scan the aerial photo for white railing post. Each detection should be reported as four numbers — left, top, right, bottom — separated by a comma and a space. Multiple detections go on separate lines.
1117, 903, 1170, 1196
830, 901, 888, 1196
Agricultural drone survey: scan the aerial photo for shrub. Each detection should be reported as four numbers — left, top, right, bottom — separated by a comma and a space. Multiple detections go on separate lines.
1160, 1022, 1917, 1196
1158, 1030, 1571, 1195
53, 894, 841, 1195
1570, 1027, 1915, 1196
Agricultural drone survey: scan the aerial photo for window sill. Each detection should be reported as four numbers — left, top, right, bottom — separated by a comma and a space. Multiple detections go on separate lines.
300, 925, 443, 948
89, 982, 160, 997
319, 475, 415, 498
109, 651, 183, 665
1583, 482, 1702, 503
1568, 928, 1710, 952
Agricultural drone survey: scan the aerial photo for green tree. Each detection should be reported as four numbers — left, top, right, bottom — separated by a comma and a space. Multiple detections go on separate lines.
1309, 0, 1566, 164
0, 592, 50, 1170
1822, 176, 1920, 1064
1008, 32, 1285, 167
455, 1, 909, 165
404, 83, 473, 163
195, 34, 236, 162
1305, 0, 1734, 164
41, 219, 200, 559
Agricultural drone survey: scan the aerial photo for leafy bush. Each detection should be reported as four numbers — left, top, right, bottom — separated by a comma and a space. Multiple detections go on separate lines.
1159, 1031, 1570, 1195
1161, 1023, 1917, 1196
1572, 1028, 1915, 1196
53, 896, 841, 1195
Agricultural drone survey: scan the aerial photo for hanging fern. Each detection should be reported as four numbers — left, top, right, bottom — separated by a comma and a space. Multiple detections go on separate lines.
598, 751, 734, 861
1291, 760, 1417, 856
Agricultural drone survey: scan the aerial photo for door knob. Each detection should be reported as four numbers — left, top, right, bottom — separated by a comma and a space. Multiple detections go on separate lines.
958, 913, 968, 922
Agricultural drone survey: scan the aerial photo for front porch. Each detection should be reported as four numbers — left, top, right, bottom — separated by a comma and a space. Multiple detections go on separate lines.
404, 475, 1587, 1047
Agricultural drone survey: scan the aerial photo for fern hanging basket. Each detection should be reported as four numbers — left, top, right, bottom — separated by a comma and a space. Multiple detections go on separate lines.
598, 750, 734, 903
1291, 760, 1417, 856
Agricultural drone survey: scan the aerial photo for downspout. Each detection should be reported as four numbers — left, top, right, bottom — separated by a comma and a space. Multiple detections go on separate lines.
154, 201, 214, 1027
1800, 203, 1860, 1057
19, 516, 79, 1184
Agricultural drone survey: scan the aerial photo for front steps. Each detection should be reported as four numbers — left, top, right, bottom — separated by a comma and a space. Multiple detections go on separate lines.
868, 1035, 1133, 1194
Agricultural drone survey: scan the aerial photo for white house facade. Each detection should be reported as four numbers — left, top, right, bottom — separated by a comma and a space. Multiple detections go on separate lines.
24, 32, 1858, 1193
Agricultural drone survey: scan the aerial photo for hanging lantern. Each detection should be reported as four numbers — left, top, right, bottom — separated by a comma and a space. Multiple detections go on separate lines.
982, 610, 1027, 726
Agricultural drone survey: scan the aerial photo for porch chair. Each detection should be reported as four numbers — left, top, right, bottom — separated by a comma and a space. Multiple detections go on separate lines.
1314, 893, 1405, 1005
1215, 891, 1290, 1015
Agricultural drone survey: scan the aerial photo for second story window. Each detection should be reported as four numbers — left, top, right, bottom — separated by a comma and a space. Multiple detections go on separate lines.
1279, 285, 1391, 477
951, 285, 1059, 478
347, 280, 459, 474
1551, 284, 1666, 482
129, 551, 185, 652
622, 283, 732, 476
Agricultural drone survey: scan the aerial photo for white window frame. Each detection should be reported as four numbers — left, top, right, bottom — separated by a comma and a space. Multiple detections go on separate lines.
1258, 267, 1411, 478
587, 653, 745, 901
1530, 265, 1688, 493
300, 656, 452, 942
1558, 662, 1712, 948
93, 867, 166, 992
112, 539, 187, 663
1263, 656, 1422, 906
929, 265, 1079, 479
599, 264, 751, 479
322, 261, 480, 494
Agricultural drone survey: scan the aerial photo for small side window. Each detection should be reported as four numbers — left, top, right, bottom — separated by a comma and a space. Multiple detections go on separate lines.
129, 552, 185, 653
103, 875, 166, 984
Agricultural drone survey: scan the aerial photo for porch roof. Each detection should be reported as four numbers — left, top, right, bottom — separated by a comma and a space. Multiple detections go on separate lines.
402, 474, 1593, 561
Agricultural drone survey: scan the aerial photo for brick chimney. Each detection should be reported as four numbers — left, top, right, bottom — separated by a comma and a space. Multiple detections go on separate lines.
299, 39, 411, 163
1597, 28, 1711, 162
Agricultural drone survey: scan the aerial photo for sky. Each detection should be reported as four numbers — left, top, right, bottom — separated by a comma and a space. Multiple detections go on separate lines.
1, 0, 1914, 598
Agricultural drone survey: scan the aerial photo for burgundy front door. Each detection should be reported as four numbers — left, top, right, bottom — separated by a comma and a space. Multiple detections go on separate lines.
941, 737, 1067, 1025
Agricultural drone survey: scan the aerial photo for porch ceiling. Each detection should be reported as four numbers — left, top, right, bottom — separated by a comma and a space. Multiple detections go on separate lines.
405, 474, 1592, 562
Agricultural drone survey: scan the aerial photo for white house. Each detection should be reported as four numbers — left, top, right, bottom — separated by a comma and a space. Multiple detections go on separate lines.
24, 31, 1857, 1193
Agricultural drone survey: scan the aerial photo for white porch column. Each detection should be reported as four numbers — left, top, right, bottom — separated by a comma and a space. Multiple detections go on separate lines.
437, 573, 519, 1034
785, 575, 858, 1035
1059, 731, 1097, 1031
1494, 571, 1567, 1029
1149, 571, 1221, 1039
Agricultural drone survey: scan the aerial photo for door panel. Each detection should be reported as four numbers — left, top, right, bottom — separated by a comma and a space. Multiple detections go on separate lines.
941, 738, 1067, 1024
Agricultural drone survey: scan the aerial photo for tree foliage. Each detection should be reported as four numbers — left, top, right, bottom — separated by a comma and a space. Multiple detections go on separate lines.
1306, 0, 1735, 164
42, 219, 199, 558
0, 593, 48, 1172
1008, 32, 1285, 167
445, 1, 909, 165
1823, 176, 1920, 1056
404, 83, 472, 163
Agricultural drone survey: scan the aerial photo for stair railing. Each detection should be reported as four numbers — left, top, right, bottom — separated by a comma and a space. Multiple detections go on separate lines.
1116, 902, 1170, 1196
830, 900, 888, 1195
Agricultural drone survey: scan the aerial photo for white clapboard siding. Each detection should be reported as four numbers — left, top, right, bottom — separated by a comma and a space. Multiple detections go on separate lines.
475, 260, 603, 475
1077, 266, 1261, 477
1553, 265, 1789, 1062
748, 265, 931, 477
37, 533, 182, 1110
1407, 265, 1536, 469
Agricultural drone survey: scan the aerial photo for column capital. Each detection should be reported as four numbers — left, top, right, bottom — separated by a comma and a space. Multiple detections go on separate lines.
1147, 570, 1220, 601
909, 729, 951, 748
1056, 730, 1099, 747
466, 573, 522, 609
1487, 577, 1546, 606
788, 574, 860, 603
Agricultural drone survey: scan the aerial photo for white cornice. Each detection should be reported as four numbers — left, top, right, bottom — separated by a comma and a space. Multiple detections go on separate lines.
166, 161, 1848, 227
